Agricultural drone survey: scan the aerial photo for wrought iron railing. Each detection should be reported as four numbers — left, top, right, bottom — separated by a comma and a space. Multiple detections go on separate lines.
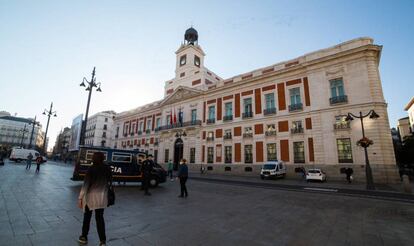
288, 103, 303, 112
329, 95, 348, 105
242, 111, 253, 119
290, 127, 304, 134
263, 108, 277, 115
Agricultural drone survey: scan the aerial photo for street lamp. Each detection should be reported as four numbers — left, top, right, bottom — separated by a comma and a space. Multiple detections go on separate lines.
28, 115, 40, 149
79, 67, 102, 145
19, 124, 29, 148
42, 102, 57, 154
345, 110, 379, 190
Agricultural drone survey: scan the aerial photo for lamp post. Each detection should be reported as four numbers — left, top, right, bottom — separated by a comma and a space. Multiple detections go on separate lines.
19, 124, 29, 147
345, 110, 380, 190
42, 102, 57, 154
79, 67, 102, 146
28, 115, 40, 149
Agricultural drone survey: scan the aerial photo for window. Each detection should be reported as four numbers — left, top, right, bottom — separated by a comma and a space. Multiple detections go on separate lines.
292, 121, 302, 130
102, 132, 106, 138
139, 122, 144, 131
225, 102, 232, 116
265, 93, 275, 109
244, 127, 252, 134
207, 147, 214, 163
191, 109, 197, 122
156, 118, 161, 128
105, 118, 108, 122
224, 129, 232, 139
164, 149, 169, 163
207, 131, 214, 141
225, 146, 232, 163
112, 153, 132, 163
337, 138, 353, 163
179, 55, 186, 66
289, 87, 301, 105
244, 145, 253, 163
293, 141, 305, 163
267, 143, 277, 161
208, 106, 215, 120
266, 124, 276, 136
330, 78, 345, 97
244, 98, 252, 113
334, 115, 350, 130
190, 148, 196, 163
147, 120, 152, 130
166, 115, 171, 126
194, 55, 200, 67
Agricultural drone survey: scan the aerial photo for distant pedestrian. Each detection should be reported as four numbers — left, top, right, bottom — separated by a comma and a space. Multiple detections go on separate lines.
35, 156, 42, 173
177, 158, 188, 198
77, 152, 112, 246
345, 168, 353, 183
167, 159, 174, 181
26, 153, 33, 170
141, 154, 154, 196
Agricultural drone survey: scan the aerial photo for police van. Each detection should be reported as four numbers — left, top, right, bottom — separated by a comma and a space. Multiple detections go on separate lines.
72, 146, 167, 187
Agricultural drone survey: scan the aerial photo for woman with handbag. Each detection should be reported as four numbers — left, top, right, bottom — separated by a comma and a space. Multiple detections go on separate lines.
77, 152, 113, 246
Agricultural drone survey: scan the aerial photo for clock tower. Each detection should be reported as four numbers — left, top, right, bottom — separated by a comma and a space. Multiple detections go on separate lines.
164, 28, 222, 97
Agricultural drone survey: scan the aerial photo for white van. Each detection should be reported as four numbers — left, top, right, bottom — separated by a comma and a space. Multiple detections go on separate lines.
260, 161, 287, 179
9, 148, 42, 162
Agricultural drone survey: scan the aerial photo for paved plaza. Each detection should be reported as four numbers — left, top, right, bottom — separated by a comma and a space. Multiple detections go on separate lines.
1, 160, 414, 246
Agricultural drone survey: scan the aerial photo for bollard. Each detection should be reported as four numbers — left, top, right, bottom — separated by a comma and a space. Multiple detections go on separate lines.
402, 175, 412, 194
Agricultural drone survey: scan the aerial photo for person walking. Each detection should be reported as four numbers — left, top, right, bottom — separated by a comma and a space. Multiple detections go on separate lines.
35, 155, 42, 173
177, 158, 188, 198
167, 159, 174, 181
26, 153, 33, 170
77, 152, 112, 246
345, 168, 353, 184
141, 154, 154, 196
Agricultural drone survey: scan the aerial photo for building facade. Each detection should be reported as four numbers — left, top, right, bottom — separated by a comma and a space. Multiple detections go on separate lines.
397, 117, 412, 140
0, 111, 45, 151
113, 29, 398, 183
52, 127, 72, 160
404, 97, 414, 136
84, 111, 116, 147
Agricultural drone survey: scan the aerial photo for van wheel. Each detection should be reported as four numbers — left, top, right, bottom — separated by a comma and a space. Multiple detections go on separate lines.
149, 177, 159, 188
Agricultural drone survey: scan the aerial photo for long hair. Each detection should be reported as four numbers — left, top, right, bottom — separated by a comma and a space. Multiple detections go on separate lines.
84, 152, 110, 191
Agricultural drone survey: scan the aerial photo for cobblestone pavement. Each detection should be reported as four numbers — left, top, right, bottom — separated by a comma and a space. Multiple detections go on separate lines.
1, 160, 414, 246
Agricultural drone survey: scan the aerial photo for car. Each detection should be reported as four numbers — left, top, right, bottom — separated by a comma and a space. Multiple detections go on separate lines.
9, 147, 46, 163
306, 168, 327, 182
72, 146, 167, 187
260, 161, 286, 179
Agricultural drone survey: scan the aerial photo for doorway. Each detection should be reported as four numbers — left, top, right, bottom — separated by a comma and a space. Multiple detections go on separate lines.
174, 138, 183, 170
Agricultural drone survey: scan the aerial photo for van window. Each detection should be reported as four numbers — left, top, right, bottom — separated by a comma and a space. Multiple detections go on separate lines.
263, 164, 276, 169
112, 152, 132, 163
308, 170, 320, 174
82, 150, 108, 165
279, 163, 283, 169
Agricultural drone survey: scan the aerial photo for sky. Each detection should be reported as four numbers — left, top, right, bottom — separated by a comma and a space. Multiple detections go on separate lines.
1, 0, 413, 151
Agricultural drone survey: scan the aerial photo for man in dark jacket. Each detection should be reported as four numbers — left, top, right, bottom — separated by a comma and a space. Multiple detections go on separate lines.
177, 158, 188, 198
141, 155, 154, 196
345, 168, 353, 183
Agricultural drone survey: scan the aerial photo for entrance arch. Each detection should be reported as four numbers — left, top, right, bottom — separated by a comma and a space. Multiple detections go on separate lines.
173, 138, 184, 170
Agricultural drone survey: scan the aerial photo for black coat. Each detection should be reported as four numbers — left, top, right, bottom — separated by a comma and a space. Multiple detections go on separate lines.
142, 159, 154, 175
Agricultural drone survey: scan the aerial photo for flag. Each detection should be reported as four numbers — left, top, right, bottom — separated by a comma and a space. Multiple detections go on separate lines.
169, 109, 173, 125
173, 108, 177, 124
178, 108, 183, 124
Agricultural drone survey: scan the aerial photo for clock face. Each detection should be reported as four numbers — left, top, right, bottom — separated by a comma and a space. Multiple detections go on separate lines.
194, 55, 200, 67
180, 55, 186, 66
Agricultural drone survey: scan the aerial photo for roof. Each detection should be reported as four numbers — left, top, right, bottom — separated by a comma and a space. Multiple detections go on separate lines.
404, 97, 414, 111
0, 116, 33, 124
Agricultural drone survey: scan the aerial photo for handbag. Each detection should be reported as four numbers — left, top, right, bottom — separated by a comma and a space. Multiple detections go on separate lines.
107, 182, 115, 207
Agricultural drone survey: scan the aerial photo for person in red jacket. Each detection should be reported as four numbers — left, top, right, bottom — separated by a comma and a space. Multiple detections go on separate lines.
35, 156, 43, 173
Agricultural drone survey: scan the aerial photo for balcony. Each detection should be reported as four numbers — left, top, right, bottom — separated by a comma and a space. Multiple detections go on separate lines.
157, 120, 202, 131
290, 127, 304, 134
137, 131, 142, 135
206, 136, 215, 141
207, 118, 216, 124
146, 129, 151, 134
265, 131, 277, 136
130, 132, 134, 136
242, 111, 253, 119
223, 115, 233, 122
223, 134, 232, 140
288, 103, 303, 112
333, 122, 351, 130
330, 95, 348, 105
145, 143, 149, 147
154, 142, 159, 146
243, 133, 253, 138
115, 134, 119, 138
123, 133, 128, 137
263, 108, 277, 115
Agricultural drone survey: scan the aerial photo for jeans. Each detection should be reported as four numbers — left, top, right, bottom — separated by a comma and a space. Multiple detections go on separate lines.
82, 205, 106, 242
35, 163, 40, 173
179, 176, 188, 196
26, 160, 32, 169
167, 170, 173, 179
